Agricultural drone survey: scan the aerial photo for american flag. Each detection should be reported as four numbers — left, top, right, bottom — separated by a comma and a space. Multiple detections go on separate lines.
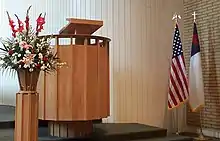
168, 24, 189, 109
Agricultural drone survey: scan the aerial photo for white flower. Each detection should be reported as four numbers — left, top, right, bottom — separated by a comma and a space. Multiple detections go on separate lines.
47, 63, 51, 68
29, 68, 34, 72
38, 53, 43, 59
12, 53, 17, 57
20, 46, 23, 51
40, 65, 46, 70
18, 65, 22, 68
12, 58, 17, 64
0, 60, 4, 65
5, 43, 9, 47
15, 32, 20, 37
24, 64, 29, 68
18, 54, 21, 57
25, 50, 31, 54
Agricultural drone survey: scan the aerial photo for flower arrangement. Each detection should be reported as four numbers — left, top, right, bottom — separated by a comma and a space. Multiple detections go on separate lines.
0, 6, 59, 73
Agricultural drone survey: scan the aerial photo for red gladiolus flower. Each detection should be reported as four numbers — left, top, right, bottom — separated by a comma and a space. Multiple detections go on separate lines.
25, 6, 31, 33
12, 32, 16, 37
36, 13, 46, 35
15, 14, 24, 32
25, 16, 29, 31
6, 11, 17, 37
43, 57, 48, 62
8, 50, 13, 55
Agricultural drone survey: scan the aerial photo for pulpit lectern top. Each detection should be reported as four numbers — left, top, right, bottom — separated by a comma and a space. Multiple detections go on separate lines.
59, 18, 103, 35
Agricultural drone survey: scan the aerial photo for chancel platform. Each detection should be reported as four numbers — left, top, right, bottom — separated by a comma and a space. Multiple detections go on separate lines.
0, 105, 193, 141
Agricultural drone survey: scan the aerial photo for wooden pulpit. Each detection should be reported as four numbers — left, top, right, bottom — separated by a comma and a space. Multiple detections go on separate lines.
38, 18, 110, 138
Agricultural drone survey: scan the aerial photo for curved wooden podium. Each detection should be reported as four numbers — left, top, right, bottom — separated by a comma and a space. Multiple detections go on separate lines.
38, 18, 110, 138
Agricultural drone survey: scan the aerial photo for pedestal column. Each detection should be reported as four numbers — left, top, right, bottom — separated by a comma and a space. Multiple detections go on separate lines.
14, 91, 39, 141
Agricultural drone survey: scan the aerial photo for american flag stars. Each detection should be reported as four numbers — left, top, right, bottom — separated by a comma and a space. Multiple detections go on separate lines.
172, 26, 183, 58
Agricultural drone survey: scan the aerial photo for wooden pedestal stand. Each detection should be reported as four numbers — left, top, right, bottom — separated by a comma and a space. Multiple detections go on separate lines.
15, 92, 39, 141
38, 18, 111, 138
15, 70, 40, 141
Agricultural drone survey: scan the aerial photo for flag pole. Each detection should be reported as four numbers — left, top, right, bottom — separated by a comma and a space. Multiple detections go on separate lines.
172, 13, 181, 135
191, 11, 207, 141
194, 107, 207, 140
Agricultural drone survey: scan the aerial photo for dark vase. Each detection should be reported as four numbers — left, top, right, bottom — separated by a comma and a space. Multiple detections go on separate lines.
17, 69, 40, 91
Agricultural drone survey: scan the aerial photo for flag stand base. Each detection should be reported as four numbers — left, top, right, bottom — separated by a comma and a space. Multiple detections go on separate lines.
194, 126, 208, 141
175, 131, 180, 135
194, 108, 208, 141
194, 133, 208, 141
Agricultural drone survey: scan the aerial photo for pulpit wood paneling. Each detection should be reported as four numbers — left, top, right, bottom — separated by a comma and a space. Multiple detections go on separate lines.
38, 35, 110, 122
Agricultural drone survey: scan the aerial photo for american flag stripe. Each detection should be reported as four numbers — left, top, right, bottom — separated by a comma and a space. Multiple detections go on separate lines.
179, 57, 189, 96
169, 84, 179, 104
169, 82, 178, 103
168, 23, 189, 109
170, 70, 184, 102
170, 67, 184, 102
176, 57, 189, 94
168, 94, 174, 108
172, 57, 187, 99
181, 55, 186, 68
171, 64, 186, 100
168, 101, 172, 108
169, 86, 180, 105
168, 87, 178, 105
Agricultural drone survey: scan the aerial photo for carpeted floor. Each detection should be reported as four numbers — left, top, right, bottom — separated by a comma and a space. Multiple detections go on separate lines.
0, 105, 194, 141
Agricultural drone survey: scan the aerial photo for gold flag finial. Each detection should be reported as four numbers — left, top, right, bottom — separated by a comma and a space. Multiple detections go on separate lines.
172, 13, 181, 23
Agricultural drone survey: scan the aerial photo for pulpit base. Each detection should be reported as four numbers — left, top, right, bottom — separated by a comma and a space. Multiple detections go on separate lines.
49, 121, 93, 138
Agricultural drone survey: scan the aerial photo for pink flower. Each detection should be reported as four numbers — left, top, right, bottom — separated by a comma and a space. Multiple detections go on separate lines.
19, 41, 33, 49
24, 44, 33, 49
19, 41, 27, 47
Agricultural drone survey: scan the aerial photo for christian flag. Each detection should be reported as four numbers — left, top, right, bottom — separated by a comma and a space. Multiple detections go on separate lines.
188, 22, 205, 112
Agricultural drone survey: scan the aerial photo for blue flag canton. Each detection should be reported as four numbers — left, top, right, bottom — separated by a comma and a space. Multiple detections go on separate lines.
191, 23, 200, 57
172, 25, 183, 58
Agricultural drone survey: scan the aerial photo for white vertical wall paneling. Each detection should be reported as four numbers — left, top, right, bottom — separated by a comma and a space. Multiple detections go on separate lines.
0, 0, 5, 104
85, 0, 90, 19
131, 0, 138, 122
142, 0, 149, 124
105, 0, 114, 123
139, 0, 145, 123
123, 0, 131, 123
137, 0, 143, 123
119, 0, 125, 122
112, 0, 118, 121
